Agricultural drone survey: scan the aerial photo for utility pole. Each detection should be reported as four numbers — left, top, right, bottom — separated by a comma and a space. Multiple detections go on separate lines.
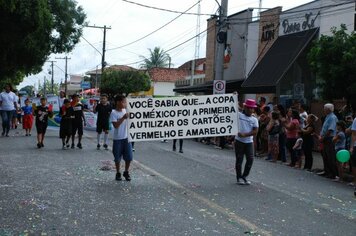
55, 56, 71, 95
43, 76, 47, 97
85, 25, 112, 75
191, 0, 201, 86
214, 0, 229, 82
46, 60, 56, 94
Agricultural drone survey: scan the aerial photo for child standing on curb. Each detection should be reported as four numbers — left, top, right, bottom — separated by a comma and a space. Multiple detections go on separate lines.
110, 95, 132, 181
34, 97, 53, 148
333, 120, 346, 182
293, 131, 304, 168
22, 98, 33, 136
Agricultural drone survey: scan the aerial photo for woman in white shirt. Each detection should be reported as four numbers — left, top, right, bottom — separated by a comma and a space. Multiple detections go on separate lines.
0, 84, 18, 136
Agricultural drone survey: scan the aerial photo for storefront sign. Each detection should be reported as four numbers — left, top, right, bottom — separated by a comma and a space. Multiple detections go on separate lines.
282, 11, 320, 34
261, 23, 275, 42
127, 94, 238, 142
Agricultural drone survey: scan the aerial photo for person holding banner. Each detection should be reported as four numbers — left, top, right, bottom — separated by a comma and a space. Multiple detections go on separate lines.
110, 95, 133, 181
235, 99, 259, 185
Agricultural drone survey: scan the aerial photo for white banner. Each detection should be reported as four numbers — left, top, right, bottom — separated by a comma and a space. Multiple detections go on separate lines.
127, 94, 238, 142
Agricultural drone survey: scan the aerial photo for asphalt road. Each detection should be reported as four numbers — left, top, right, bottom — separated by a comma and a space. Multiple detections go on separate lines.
0, 128, 355, 235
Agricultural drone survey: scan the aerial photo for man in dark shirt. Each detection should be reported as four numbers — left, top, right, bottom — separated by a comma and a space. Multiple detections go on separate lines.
94, 94, 112, 150
71, 94, 86, 149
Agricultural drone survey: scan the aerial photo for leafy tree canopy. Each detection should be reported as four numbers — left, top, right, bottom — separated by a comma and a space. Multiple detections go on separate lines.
38, 79, 60, 96
100, 70, 151, 97
140, 47, 171, 69
0, 0, 86, 81
308, 24, 356, 107
20, 85, 35, 96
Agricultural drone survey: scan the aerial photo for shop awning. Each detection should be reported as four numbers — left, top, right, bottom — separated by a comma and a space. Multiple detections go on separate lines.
174, 79, 244, 94
242, 28, 319, 93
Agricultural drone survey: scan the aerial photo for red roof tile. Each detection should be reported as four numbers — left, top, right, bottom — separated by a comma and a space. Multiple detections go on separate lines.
178, 58, 206, 70
148, 68, 189, 82
86, 65, 136, 75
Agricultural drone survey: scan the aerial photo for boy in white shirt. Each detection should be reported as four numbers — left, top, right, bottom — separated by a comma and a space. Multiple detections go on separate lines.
110, 95, 133, 181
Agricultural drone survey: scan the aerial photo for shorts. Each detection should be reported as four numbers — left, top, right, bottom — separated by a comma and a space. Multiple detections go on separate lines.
351, 149, 356, 167
112, 139, 133, 162
72, 121, 83, 136
96, 120, 109, 133
36, 122, 48, 134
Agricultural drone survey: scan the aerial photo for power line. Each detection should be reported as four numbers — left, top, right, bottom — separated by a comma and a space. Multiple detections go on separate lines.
81, 36, 102, 55
121, 0, 213, 16
107, 1, 202, 51
228, 0, 355, 22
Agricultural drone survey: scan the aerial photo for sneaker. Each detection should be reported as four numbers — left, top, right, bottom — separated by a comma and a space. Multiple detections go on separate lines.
214, 146, 222, 150
66, 143, 70, 148
71, 143, 75, 149
115, 172, 122, 181
103, 144, 108, 150
179, 149, 183, 153
132, 148, 135, 152
62, 145, 66, 150
25, 134, 28, 136
237, 178, 245, 185
241, 177, 251, 185
316, 171, 326, 176
29, 133, 31, 136
1, 132, 4, 136
77, 143, 82, 149
97, 144, 101, 150
37, 143, 41, 148
123, 171, 131, 181
173, 147, 176, 151
41, 143, 44, 147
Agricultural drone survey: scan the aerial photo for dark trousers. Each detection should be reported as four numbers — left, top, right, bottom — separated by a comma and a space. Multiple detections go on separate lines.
279, 133, 286, 162
234, 140, 254, 179
1, 110, 13, 134
321, 137, 338, 178
303, 139, 314, 170
173, 139, 183, 150
286, 138, 297, 166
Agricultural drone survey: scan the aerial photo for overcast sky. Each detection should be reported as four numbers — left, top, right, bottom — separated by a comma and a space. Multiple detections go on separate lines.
19, 0, 314, 89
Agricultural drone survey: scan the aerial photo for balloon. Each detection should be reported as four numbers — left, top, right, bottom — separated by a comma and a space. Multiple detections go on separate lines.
336, 150, 350, 163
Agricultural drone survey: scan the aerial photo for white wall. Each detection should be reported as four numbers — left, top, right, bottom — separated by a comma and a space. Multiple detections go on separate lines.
320, 0, 355, 35
153, 82, 175, 97
279, 0, 355, 36
245, 21, 259, 78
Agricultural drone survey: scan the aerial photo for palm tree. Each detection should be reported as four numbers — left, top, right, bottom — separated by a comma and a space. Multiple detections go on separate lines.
140, 47, 171, 69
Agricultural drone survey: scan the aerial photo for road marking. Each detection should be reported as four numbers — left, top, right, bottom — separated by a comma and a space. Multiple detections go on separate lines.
133, 160, 272, 236
83, 133, 271, 235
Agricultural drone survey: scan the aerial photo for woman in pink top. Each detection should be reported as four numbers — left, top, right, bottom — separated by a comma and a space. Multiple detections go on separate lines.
284, 109, 300, 167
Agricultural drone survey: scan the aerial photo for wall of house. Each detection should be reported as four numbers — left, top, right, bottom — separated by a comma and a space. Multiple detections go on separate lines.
223, 9, 253, 81
205, 17, 217, 82
245, 21, 259, 78
320, 0, 355, 35
258, 7, 282, 60
153, 82, 175, 97
279, 0, 321, 36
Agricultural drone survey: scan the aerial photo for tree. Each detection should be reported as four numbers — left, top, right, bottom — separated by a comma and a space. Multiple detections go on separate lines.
100, 70, 151, 97
140, 47, 171, 69
308, 24, 356, 108
0, 72, 24, 90
38, 80, 60, 96
20, 85, 35, 96
0, 0, 86, 81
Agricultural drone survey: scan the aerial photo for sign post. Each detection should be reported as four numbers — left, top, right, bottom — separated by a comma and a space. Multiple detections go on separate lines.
213, 80, 226, 94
